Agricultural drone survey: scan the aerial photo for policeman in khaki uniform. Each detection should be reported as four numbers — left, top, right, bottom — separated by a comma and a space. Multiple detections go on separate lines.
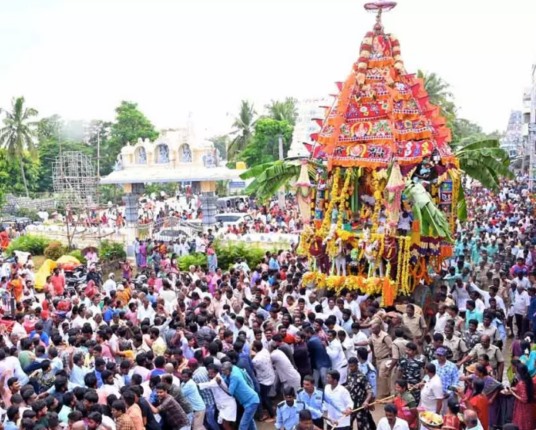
297, 376, 324, 428
276, 387, 306, 430
369, 322, 393, 399
389, 327, 409, 391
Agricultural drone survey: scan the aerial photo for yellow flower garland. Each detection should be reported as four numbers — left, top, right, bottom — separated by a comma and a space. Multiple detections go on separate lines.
321, 168, 341, 234
395, 236, 404, 287
400, 236, 412, 295
337, 169, 353, 228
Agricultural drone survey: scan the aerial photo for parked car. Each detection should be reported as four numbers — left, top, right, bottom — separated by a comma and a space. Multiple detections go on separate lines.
154, 229, 190, 242
215, 213, 253, 228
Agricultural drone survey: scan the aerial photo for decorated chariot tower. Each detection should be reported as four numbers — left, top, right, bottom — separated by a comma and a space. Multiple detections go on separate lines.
300, 1, 460, 304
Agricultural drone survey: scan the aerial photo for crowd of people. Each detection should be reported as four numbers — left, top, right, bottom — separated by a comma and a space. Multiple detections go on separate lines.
0, 178, 535, 430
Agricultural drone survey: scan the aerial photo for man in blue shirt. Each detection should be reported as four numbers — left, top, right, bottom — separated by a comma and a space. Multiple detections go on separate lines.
431, 347, 459, 396
305, 327, 331, 388
297, 376, 324, 428
180, 368, 206, 428
29, 322, 50, 347
219, 362, 259, 430
276, 387, 305, 430
4, 406, 19, 430
269, 254, 280, 271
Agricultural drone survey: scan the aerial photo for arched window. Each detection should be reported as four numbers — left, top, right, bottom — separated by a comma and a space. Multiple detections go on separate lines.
135, 147, 147, 164
155, 144, 170, 164
179, 144, 192, 163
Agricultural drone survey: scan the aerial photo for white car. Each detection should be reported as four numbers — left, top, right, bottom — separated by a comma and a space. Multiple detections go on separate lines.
215, 213, 253, 228
154, 229, 190, 242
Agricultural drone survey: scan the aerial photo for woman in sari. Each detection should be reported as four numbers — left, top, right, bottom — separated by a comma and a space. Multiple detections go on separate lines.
207, 243, 218, 273
139, 241, 147, 268
121, 260, 132, 281
467, 379, 489, 430
393, 379, 418, 430
504, 363, 534, 430
442, 398, 462, 430
8, 273, 23, 303
169, 253, 179, 274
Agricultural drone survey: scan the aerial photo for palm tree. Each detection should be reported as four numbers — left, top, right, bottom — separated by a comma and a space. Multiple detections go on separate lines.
265, 98, 298, 126
228, 100, 256, 161
0, 97, 38, 197
417, 70, 453, 106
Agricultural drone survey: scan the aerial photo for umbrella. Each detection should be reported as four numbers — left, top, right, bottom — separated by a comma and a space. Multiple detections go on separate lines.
82, 246, 98, 255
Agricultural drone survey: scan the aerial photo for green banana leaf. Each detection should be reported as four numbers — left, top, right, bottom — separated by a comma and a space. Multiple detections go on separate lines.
405, 181, 452, 241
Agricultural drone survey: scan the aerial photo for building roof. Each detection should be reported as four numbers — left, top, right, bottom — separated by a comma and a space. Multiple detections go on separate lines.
100, 165, 245, 185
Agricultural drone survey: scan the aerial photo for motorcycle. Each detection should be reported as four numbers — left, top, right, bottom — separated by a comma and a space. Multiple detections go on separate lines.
65, 265, 87, 291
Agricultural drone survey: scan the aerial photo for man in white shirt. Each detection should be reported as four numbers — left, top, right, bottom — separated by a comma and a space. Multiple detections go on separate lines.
512, 283, 531, 336
377, 403, 410, 430
251, 341, 276, 421
326, 331, 348, 384
434, 304, 450, 334
137, 298, 155, 325
469, 284, 507, 314
322, 370, 353, 430
102, 274, 116, 296
419, 363, 443, 415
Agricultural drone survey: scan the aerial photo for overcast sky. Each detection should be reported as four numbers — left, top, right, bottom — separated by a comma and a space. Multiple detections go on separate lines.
1, 0, 535, 138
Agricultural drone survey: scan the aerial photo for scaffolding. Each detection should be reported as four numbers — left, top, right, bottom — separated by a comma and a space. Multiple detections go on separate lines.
52, 151, 98, 207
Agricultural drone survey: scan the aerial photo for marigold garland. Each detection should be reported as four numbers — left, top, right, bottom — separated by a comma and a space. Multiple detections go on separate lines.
312, 272, 398, 305
320, 168, 341, 235
395, 236, 404, 287
404, 237, 412, 293
337, 169, 353, 228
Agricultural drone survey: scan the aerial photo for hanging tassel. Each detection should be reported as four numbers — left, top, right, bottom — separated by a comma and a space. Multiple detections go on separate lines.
411, 220, 421, 245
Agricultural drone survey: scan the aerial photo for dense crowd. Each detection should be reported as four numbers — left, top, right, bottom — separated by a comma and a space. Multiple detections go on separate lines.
0, 179, 535, 430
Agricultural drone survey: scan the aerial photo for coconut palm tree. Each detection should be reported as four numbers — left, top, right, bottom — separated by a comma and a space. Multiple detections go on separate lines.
0, 97, 38, 197
228, 100, 256, 161
265, 97, 298, 126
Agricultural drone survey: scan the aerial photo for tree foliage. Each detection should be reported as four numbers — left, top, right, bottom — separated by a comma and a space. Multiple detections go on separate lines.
228, 100, 256, 161
239, 118, 293, 167
264, 97, 298, 126
102, 101, 158, 175
208, 135, 230, 160
0, 97, 39, 197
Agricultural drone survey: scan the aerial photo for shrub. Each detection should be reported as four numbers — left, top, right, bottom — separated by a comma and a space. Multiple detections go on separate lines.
98, 240, 126, 261
214, 242, 268, 271
178, 253, 207, 271
44, 241, 68, 261
14, 208, 41, 222
68, 249, 87, 265
5, 235, 51, 255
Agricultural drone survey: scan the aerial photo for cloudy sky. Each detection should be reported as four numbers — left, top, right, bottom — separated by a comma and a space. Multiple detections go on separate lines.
1, 0, 535, 138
